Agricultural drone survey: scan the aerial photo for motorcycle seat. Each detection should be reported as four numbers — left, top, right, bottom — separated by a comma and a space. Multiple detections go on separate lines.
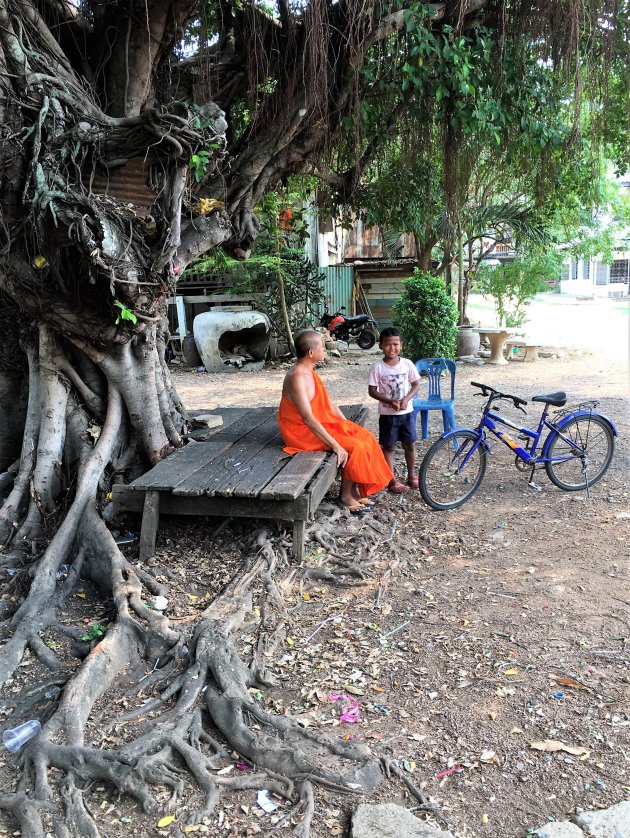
341, 314, 369, 326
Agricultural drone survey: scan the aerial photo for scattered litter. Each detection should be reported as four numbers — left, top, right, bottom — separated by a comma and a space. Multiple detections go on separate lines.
236, 761, 249, 771
379, 620, 410, 643
551, 690, 565, 700
435, 764, 462, 779
151, 596, 169, 611
256, 790, 279, 813
2, 719, 41, 752
138, 658, 160, 683
305, 614, 342, 643
55, 564, 69, 579
44, 687, 61, 700
329, 693, 360, 723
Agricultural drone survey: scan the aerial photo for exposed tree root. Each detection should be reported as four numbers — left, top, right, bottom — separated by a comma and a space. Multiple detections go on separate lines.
0, 503, 445, 837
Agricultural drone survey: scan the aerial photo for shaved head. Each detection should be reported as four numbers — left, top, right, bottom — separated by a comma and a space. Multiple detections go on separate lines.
294, 330, 323, 358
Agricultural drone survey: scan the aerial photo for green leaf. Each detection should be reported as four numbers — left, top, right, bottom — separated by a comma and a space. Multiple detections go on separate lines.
114, 300, 138, 326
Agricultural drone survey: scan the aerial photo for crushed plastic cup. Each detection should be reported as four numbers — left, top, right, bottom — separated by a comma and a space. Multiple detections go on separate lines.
2, 719, 41, 752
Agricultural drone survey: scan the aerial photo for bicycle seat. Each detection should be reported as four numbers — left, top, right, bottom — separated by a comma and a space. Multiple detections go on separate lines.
532, 392, 567, 406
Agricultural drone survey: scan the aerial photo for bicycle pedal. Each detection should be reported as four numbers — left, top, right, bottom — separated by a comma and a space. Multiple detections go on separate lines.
528, 481, 543, 492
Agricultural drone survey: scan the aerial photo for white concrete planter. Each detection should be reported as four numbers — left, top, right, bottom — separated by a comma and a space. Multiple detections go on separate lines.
193, 310, 271, 373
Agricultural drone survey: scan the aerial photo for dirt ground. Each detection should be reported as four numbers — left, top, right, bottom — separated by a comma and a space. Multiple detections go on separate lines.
0, 341, 628, 838
167, 343, 630, 837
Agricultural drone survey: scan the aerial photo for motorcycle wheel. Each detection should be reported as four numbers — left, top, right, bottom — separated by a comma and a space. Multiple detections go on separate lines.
356, 329, 376, 350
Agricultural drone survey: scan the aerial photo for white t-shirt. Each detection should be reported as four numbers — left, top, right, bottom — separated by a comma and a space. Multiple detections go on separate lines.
368, 358, 420, 415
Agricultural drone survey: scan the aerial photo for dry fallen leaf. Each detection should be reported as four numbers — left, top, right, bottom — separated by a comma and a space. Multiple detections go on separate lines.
157, 814, 176, 828
553, 676, 589, 691
530, 740, 589, 757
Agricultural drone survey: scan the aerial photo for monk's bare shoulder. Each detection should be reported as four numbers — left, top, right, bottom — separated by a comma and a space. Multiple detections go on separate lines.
282, 365, 315, 402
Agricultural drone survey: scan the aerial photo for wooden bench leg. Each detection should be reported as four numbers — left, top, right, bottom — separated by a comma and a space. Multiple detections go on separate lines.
139, 490, 160, 561
292, 519, 306, 562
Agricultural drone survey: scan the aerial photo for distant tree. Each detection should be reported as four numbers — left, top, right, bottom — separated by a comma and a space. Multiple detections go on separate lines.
474, 252, 565, 327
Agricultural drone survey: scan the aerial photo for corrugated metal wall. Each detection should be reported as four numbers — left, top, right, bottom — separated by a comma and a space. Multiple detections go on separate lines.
319, 265, 354, 314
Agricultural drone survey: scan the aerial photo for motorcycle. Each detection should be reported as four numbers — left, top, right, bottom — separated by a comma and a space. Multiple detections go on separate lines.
319, 306, 378, 350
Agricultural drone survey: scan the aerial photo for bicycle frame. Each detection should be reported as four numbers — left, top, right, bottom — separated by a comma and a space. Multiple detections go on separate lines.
448, 403, 617, 467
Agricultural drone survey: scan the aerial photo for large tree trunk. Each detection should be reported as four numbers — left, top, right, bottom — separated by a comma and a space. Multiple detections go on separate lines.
0, 1, 434, 833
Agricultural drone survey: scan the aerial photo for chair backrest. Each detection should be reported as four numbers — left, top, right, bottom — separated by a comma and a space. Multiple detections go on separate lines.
414, 357, 456, 401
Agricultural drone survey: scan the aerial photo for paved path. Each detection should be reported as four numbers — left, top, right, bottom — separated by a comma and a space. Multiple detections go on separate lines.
467, 293, 629, 362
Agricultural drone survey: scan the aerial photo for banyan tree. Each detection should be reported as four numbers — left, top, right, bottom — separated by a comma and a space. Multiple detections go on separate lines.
0, 0, 623, 834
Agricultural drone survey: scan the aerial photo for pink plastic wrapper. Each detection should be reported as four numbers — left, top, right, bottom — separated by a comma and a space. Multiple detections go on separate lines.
329, 693, 360, 723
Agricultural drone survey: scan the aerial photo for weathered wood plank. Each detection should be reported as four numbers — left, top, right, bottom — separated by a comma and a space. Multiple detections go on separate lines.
173, 415, 280, 497
130, 407, 275, 491
305, 455, 340, 512
227, 443, 291, 498
112, 484, 309, 521
139, 490, 160, 560
260, 451, 327, 501
292, 519, 306, 561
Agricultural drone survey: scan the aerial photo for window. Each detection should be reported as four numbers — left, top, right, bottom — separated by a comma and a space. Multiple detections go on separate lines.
610, 259, 630, 284
571, 260, 578, 280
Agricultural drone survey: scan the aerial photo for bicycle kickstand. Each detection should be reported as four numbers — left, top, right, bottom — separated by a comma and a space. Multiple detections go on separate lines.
528, 464, 542, 492
582, 463, 591, 499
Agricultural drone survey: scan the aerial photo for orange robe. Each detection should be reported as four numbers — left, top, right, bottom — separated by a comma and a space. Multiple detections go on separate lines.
278, 370, 393, 497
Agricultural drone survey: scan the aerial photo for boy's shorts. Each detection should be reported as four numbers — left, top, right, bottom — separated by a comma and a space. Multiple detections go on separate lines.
379, 413, 417, 447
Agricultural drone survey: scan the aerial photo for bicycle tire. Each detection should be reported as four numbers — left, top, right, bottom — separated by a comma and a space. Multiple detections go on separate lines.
356, 329, 376, 350
545, 415, 615, 491
419, 431, 487, 511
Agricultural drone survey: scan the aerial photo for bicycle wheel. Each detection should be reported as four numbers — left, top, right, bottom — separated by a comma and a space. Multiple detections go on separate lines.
419, 431, 487, 510
545, 415, 615, 491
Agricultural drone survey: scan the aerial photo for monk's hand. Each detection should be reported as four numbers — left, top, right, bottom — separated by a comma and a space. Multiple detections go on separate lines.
334, 445, 349, 468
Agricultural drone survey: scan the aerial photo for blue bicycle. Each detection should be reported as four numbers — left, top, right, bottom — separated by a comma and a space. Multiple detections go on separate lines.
419, 381, 618, 511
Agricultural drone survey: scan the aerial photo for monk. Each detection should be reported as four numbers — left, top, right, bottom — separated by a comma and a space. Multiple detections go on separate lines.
278, 330, 393, 511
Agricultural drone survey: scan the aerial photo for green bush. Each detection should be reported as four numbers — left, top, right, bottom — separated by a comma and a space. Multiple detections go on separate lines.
392, 270, 458, 360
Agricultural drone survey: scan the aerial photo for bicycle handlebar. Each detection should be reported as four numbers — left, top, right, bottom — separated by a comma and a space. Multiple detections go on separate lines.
470, 381, 528, 408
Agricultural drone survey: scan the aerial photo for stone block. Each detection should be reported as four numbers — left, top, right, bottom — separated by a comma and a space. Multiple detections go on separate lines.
577, 801, 630, 838
351, 803, 455, 838
536, 822, 585, 838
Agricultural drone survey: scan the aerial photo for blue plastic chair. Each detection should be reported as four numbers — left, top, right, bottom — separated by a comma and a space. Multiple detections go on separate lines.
411, 358, 456, 440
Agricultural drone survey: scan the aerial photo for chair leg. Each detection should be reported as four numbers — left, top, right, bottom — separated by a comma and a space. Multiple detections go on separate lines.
420, 411, 429, 440
442, 407, 456, 435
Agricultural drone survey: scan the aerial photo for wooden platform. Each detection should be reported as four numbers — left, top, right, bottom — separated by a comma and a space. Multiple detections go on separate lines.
112, 404, 368, 561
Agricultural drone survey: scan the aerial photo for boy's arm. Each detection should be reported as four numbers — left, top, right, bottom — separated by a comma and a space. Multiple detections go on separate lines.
400, 380, 419, 411
368, 385, 395, 408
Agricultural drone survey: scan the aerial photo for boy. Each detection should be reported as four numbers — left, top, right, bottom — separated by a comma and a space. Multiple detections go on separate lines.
368, 328, 420, 493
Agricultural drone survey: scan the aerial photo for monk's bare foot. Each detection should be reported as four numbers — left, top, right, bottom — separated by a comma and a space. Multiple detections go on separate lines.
338, 495, 370, 513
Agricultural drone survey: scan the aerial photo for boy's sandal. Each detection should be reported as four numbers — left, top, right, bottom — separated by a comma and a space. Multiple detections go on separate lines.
388, 480, 410, 494
407, 476, 419, 489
